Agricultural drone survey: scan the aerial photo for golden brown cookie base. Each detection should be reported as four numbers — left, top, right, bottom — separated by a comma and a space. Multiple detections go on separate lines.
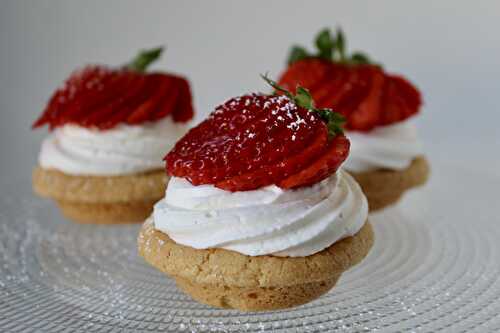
138, 220, 374, 311
56, 199, 158, 224
350, 156, 430, 212
33, 167, 167, 224
175, 275, 340, 311
33, 166, 167, 203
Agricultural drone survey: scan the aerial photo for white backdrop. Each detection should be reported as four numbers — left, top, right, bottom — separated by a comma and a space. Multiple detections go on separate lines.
1, 0, 499, 182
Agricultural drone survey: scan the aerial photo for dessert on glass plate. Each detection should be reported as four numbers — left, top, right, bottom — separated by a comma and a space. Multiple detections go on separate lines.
278, 28, 430, 211
32, 47, 194, 223
138, 76, 373, 311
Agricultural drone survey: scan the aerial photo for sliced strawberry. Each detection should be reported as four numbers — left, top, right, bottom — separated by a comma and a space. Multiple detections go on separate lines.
78, 72, 138, 127
32, 63, 194, 131
387, 75, 422, 119
346, 66, 385, 131
227, 107, 315, 180
215, 125, 328, 191
311, 64, 351, 112
279, 134, 350, 189
58, 67, 119, 126
81, 74, 147, 129
102, 75, 158, 128
171, 76, 195, 123
127, 74, 169, 124
170, 95, 290, 180
166, 94, 328, 188
33, 67, 107, 129
151, 76, 178, 120
278, 58, 331, 93
380, 77, 409, 125
277, 53, 422, 131
330, 66, 371, 115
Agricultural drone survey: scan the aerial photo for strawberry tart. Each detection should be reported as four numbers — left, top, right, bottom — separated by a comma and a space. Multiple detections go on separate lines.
278, 28, 430, 211
138, 76, 373, 311
32, 47, 194, 223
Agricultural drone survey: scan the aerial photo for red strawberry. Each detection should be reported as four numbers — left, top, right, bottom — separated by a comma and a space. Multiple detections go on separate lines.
346, 65, 385, 131
166, 77, 349, 191
106, 74, 159, 127
382, 75, 421, 121
277, 28, 422, 132
32, 47, 194, 131
279, 134, 350, 189
278, 58, 331, 94
171, 76, 195, 123
323, 65, 370, 115
82, 74, 148, 129
215, 126, 328, 191
151, 77, 179, 120
310, 64, 350, 110
167, 94, 326, 187
127, 74, 169, 124
379, 75, 422, 126
58, 67, 124, 127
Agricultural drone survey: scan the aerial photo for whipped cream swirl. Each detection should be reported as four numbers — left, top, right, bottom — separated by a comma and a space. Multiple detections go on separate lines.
39, 118, 188, 176
153, 170, 368, 257
344, 121, 423, 172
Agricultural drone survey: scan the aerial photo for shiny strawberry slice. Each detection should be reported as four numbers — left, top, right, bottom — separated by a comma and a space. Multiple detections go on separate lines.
379, 76, 419, 125
32, 89, 64, 129
151, 77, 179, 119
33, 66, 110, 129
171, 77, 195, 122
171, 95, 268, 164
78, 72, 139, 127
277, 26, 423, 131
127, 74, 169, 124
279, 58, 331, 93
380, 94, 402, 125
58, 67, 120, 125
313, 66, 363, 117
329, 66, 371, 114
171, 95, 302, 180
100, 74, 158, 129
81, 74, 147, 129
310, 64, 350, 111
347, 66, 385, 131
278, 60, 422, 131
279, 134, 350, 189
166, 94, 328, 188
215, 125, 328, 191
221, 106, 315, 181
387, 75, 422, 118
32, 50, 194, 131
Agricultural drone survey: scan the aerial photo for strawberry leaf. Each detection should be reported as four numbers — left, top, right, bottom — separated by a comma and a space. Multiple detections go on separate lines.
286, 27, 378, 67
127, 46, 163, 72
317, 109, 346, 136
351, 52, 371, 65
262, 73, 294, 100
336, 28, 346, 61
294, 87, 314, 109
315, 28, 335, 60
261, 74, 345, 138
288, 46, 310, 65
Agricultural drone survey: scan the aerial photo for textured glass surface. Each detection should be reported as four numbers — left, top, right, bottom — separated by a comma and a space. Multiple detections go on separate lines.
1, 162, 499, 332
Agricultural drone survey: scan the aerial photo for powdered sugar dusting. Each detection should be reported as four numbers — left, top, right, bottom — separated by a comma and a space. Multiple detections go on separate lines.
167, 92, 326, 185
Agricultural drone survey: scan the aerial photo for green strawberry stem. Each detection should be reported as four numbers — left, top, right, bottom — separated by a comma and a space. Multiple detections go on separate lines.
261, 74, 345, 138
287, 27, 376, 66
126, 46, 163, 72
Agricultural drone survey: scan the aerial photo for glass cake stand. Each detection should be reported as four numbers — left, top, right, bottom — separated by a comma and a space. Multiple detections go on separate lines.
1, 159, 499, 332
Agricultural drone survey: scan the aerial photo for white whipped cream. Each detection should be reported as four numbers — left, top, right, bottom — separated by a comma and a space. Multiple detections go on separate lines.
153, 170, 368, 257
344, 121, 422, 172
39, 118, 188, 176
